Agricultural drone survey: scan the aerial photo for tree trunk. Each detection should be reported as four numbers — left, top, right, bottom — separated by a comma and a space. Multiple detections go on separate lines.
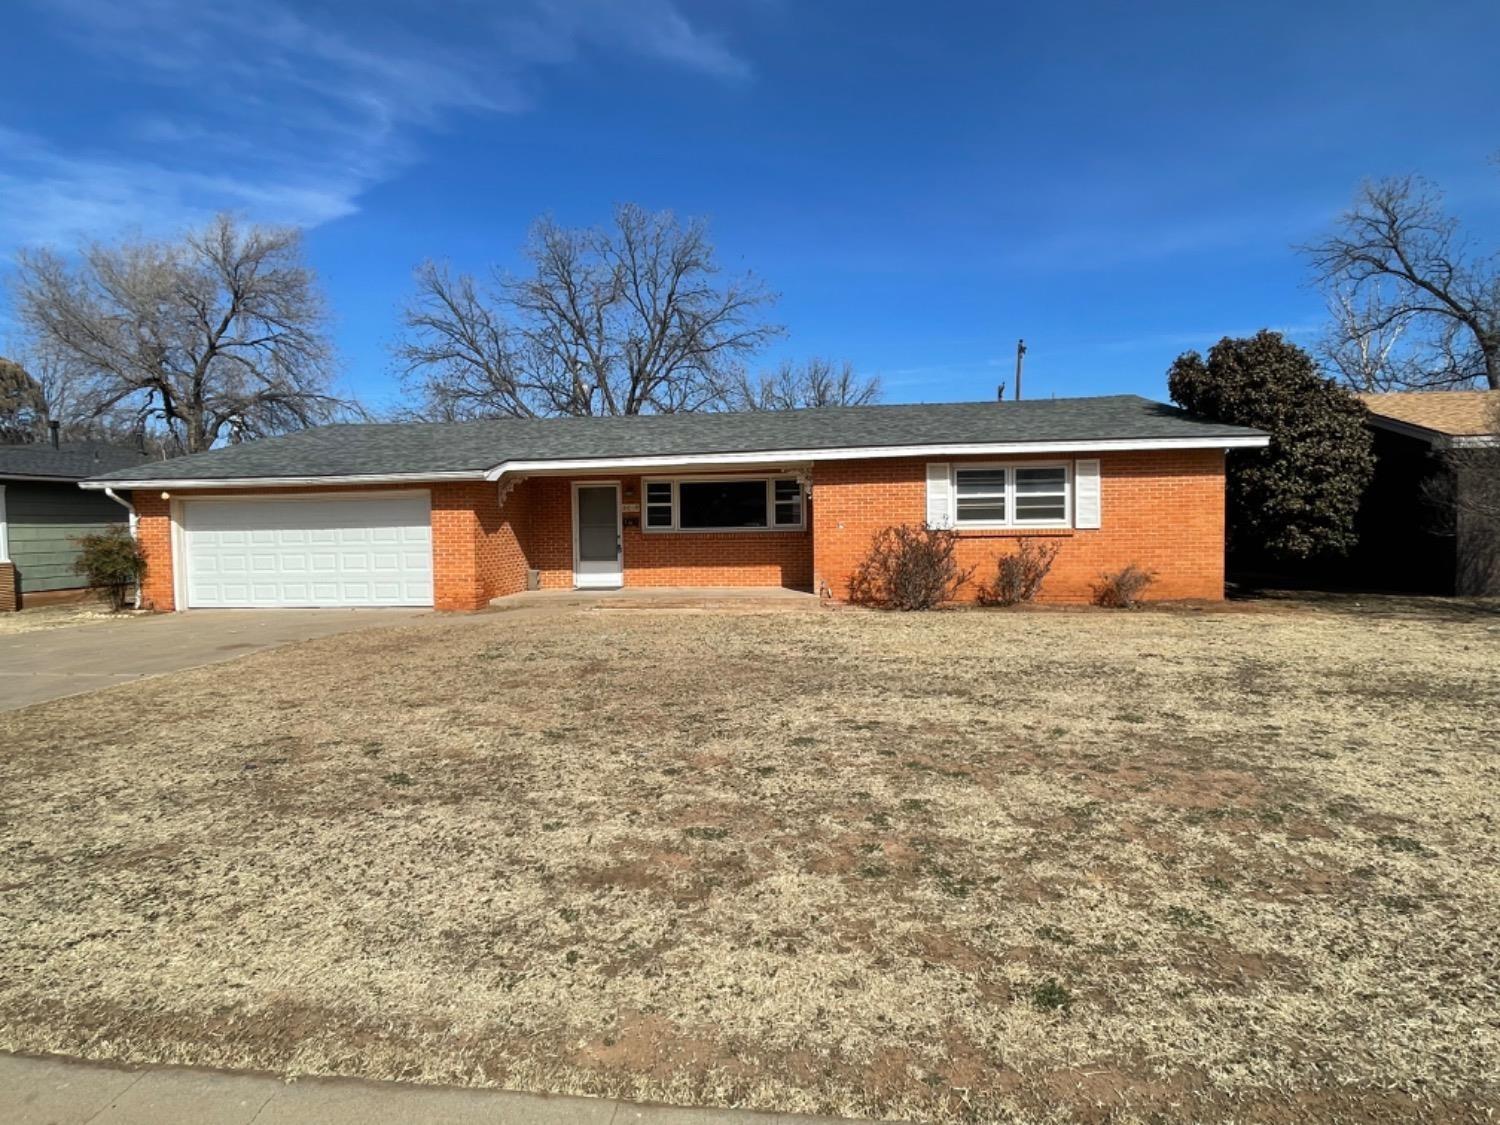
1485, 337, 1500, 390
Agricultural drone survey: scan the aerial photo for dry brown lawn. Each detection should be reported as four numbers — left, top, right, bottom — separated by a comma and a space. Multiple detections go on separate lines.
1, 599, 1497, 1123
0, 601, 140, 634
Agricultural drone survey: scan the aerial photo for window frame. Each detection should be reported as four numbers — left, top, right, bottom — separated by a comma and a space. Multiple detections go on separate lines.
641, 474, 807, 533
951, 460, 1072, 529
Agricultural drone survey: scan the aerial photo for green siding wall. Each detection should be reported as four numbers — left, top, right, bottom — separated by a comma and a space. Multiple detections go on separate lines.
4, 482, 129, 593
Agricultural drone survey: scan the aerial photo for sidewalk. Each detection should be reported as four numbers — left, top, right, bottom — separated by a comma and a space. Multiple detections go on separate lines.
1, 1052, 855, 1125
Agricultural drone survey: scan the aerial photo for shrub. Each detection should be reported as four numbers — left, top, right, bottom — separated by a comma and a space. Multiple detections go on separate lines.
978, 539, 1060, 606
72, 526, 146, 611
1091, 563, 1156, 608
848, 524, 973, 610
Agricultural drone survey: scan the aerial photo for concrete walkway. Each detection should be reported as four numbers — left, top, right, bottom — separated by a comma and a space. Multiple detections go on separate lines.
0, 608, 431, 711
491, 587, 822, 613
0, 1053, 848, 1125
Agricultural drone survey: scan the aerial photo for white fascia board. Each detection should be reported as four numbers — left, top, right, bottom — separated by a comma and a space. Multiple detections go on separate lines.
484, 435, 1270, 480
1365, 414, 1500, 449
1364, 414, 1446, 447
78, 470, 488, 491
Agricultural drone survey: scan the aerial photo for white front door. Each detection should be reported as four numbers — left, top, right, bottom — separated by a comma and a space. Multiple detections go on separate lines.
573, 483, 622, 589
181, 493, 434, 608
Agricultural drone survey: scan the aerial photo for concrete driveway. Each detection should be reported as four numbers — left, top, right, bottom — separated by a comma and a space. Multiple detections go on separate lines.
0, 609, 432, 711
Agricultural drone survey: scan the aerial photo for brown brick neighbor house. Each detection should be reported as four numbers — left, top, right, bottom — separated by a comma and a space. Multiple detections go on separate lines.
80, 395, 1267, 611
1356, 390, 1500, 596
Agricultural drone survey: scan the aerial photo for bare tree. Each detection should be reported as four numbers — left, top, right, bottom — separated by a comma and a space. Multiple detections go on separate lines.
1306, 175, 1500, 390
1318, 286, 1410, 391
397, 204, 781, 419
726, 358, 881, 411
14, 214, 353, 454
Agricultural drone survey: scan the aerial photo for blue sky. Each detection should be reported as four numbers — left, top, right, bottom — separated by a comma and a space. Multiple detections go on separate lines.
2, 0, 1497, 412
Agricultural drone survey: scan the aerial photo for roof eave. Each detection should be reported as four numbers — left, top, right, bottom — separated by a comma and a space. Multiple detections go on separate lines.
484, 434, 1270, 480
78, 469, 490, 491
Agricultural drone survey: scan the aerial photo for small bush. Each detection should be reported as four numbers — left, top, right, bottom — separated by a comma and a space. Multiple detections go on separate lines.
1091, 563, 1156, 608
848, 524, 973, 610
1031, 978, 1072, 1011
978, 539, 1060, 606
71, 526, 146, 611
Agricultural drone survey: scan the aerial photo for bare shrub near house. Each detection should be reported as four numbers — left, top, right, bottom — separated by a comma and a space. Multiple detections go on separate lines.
848, 524, 973, 610
977, 539, 1060, 606
1091, 563, 1156, 608
72, 526, 145, 611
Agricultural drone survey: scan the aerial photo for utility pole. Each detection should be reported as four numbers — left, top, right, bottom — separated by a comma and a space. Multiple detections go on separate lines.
1014, 338, 1027, 401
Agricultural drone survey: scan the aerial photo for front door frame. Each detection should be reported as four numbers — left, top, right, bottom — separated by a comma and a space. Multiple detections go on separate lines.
571, 480, 623, 589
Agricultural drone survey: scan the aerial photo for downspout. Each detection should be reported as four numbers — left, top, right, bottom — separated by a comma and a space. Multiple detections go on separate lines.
102, 486, 142, 610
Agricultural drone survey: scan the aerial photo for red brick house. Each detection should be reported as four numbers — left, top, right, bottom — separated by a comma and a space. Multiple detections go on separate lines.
80, 395, 1266, 611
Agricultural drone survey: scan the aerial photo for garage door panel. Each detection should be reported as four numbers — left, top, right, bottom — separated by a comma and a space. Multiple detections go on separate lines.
184, 494, 434, 608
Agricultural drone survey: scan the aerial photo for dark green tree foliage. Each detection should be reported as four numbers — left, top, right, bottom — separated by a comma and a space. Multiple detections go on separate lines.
1168, 331, 1374, 560
0, 357, 48, 442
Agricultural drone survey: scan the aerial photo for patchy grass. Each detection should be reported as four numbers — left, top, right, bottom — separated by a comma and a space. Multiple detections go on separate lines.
1, 604, 1497, 1122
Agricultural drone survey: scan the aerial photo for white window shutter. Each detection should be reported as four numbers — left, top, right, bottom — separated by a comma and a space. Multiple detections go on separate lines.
925, 463, 952, 528
1074, 459, 1101, 528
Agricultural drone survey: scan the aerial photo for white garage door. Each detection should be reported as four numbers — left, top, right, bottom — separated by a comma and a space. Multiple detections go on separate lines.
182, 493, 434, 608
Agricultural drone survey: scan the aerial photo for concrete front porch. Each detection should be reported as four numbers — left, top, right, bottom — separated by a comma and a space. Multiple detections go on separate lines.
489, 586, 823, 612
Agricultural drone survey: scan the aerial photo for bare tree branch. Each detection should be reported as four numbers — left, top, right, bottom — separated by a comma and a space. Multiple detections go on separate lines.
13, 214, 356, 453
1305, 175, 1500, 390
725, 358, 881, 411
396, 204, 782, 418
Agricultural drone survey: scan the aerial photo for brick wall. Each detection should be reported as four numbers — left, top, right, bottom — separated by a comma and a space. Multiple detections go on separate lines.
811, 450, 1227, 603
0, 562, 16, 613
526, 475, 814, 590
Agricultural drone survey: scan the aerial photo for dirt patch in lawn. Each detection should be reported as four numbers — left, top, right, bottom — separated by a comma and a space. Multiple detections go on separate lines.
1, 604, 1497, 1122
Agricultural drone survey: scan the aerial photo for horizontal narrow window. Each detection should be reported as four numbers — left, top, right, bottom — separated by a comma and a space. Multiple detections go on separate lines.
642, 476, 805, 532
679, 480, 768, 529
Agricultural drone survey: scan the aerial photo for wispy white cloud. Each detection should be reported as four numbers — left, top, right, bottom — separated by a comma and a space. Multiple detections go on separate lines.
5, 0, 750, 245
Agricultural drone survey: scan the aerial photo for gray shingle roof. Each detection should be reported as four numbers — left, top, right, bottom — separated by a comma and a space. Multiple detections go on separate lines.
1, 441, 151, 481
86, 395, 1265, 484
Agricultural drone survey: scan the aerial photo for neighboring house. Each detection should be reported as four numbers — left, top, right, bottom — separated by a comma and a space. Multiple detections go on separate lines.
81, 395, 1267, 611
1357, 390, 1500, 596
0, 432, 151, 611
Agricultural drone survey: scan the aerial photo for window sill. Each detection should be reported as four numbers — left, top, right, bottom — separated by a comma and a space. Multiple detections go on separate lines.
952, 526, 1077, 538
641, 526, 807, 536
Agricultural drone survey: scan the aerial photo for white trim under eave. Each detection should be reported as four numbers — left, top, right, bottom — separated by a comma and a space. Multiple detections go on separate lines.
78, 469, 488, 491
484, 435, 1270, 479
1365, 414, 1500, 449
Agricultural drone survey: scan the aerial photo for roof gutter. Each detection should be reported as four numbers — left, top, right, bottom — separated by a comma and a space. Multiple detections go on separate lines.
483, 434, 1271, 480
1365, 413, 1499, 449
79, 470, 489, 491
